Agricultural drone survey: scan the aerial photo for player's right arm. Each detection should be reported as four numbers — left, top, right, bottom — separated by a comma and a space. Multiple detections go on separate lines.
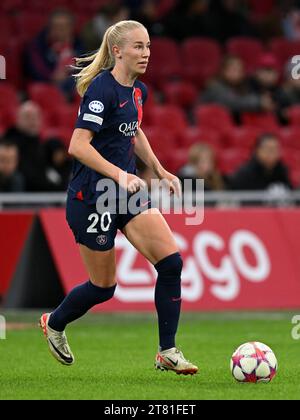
68, 128, 145, 194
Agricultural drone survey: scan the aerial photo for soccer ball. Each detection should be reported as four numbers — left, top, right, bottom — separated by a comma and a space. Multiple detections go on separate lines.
230, 342, 278, 383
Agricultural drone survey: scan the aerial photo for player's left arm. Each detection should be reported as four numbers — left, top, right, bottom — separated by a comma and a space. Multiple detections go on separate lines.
134, 128, 182, 197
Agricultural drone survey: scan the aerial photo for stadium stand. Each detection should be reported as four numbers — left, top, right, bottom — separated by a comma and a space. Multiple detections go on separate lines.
226, 37, 265, 74
1, 0, 300, 191
181, 38, 222, 88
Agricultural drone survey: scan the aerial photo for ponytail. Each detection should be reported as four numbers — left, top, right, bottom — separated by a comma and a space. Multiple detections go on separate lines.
74, 28, 114, 97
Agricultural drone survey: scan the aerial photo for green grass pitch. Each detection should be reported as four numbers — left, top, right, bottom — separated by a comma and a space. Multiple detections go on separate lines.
0, 311, 299, 400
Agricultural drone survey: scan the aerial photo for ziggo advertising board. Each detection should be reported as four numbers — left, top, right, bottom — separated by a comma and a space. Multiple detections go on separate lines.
0, 213, 34, 296
39, 208, 300, 311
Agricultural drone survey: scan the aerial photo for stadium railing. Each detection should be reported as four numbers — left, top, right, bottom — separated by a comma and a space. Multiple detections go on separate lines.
1, 191, 300, 209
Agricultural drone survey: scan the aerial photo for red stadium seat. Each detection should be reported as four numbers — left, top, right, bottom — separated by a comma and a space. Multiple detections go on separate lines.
166, 148, 189, 174
0, 83, 19, 110
226, 37, 265, 74
15, 13, 47, 42
218, 148, 250, 175
279, 127, 300, 150
224, 126, 261, 150
0, 106, 17, 131
73, 93, 83, 112
286, 105, 300, 126
147, 105, 188, 141
178, 127, 222, 150
194, 105, 235, 131
144, 38, 181, 88
52, 104, 78, 129
270, 38, 300, 68
0, 0, 24, 13
282, 147, 300, 167
0, 39, 23, 88
0, 17, 14, 42
22, 0, 50, 12
142, 126, 179, 163
162, 81, 198, 109
28, 83, 66, 111
182, 38, 222, 88
241, 112, 279, 131
41, 127, 73, 146
290, 168, 300, 187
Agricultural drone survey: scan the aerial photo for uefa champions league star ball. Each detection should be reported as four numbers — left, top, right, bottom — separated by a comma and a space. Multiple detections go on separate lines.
230, 342, 278, 383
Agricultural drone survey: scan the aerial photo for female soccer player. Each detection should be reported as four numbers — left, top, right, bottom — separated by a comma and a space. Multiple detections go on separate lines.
40, 20, 198, 375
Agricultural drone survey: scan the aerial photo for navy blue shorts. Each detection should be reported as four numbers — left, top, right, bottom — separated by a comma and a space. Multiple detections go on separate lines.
66, 192, 153, 251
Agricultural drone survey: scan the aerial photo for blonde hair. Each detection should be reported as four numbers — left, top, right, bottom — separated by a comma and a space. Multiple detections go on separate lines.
74, 20, 146, 97
188, 143, 224, 191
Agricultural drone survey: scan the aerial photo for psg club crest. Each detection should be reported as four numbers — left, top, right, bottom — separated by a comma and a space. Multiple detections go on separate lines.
96, 235, 108, 246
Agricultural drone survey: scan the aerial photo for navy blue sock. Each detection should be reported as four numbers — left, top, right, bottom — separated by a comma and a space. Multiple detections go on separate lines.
48, 281, 116, 332
154, 252, 183, 351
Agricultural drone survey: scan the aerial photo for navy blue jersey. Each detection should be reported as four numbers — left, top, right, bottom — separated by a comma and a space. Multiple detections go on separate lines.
68, 70, 147, 203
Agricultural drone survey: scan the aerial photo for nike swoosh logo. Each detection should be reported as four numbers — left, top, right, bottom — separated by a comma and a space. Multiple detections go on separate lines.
119, 101, 129, 108
172, 297, 182, 302
141, 200, 150, 207
166, 357, 178, 367
48, 339, 73, 364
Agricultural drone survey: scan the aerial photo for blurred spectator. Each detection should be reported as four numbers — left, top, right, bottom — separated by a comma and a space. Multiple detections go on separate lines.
250, 54, 280, 97
0, 139, 25, 192
163, 0, 219, 41
24, 9, 83, 99
81, 2, 129, 52
249, 53, 280, 115
201, 56, 274, 121
128, 0, 165, 36
42, 138, 72, 191
177, 143, 226, 191
229, 133, 292, 190
211, 0, 256, 41
277, 61, 300, 122
5, 101, 51, 191
250, 0, 282, 41
282, 3, 300, 40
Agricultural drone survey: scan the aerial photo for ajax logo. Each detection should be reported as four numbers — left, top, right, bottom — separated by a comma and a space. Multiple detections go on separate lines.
89, 101, 104, 113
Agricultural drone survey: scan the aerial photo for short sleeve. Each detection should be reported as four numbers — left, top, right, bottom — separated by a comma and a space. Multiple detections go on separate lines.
75, 76, 112, 133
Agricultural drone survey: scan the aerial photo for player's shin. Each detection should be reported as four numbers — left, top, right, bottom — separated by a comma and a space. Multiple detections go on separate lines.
154, 252, 182, 351
48, 280, 116, 331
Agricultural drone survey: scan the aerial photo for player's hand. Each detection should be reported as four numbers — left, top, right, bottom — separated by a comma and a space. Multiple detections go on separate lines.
119, 172, 147, 194
159, 170, 182, 197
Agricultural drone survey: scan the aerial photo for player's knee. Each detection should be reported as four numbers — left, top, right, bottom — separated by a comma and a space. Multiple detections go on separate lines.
155, 252, 183, 282
100, 284, 116, 302
90, 270, 116, 289
88, 280, 116, 305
